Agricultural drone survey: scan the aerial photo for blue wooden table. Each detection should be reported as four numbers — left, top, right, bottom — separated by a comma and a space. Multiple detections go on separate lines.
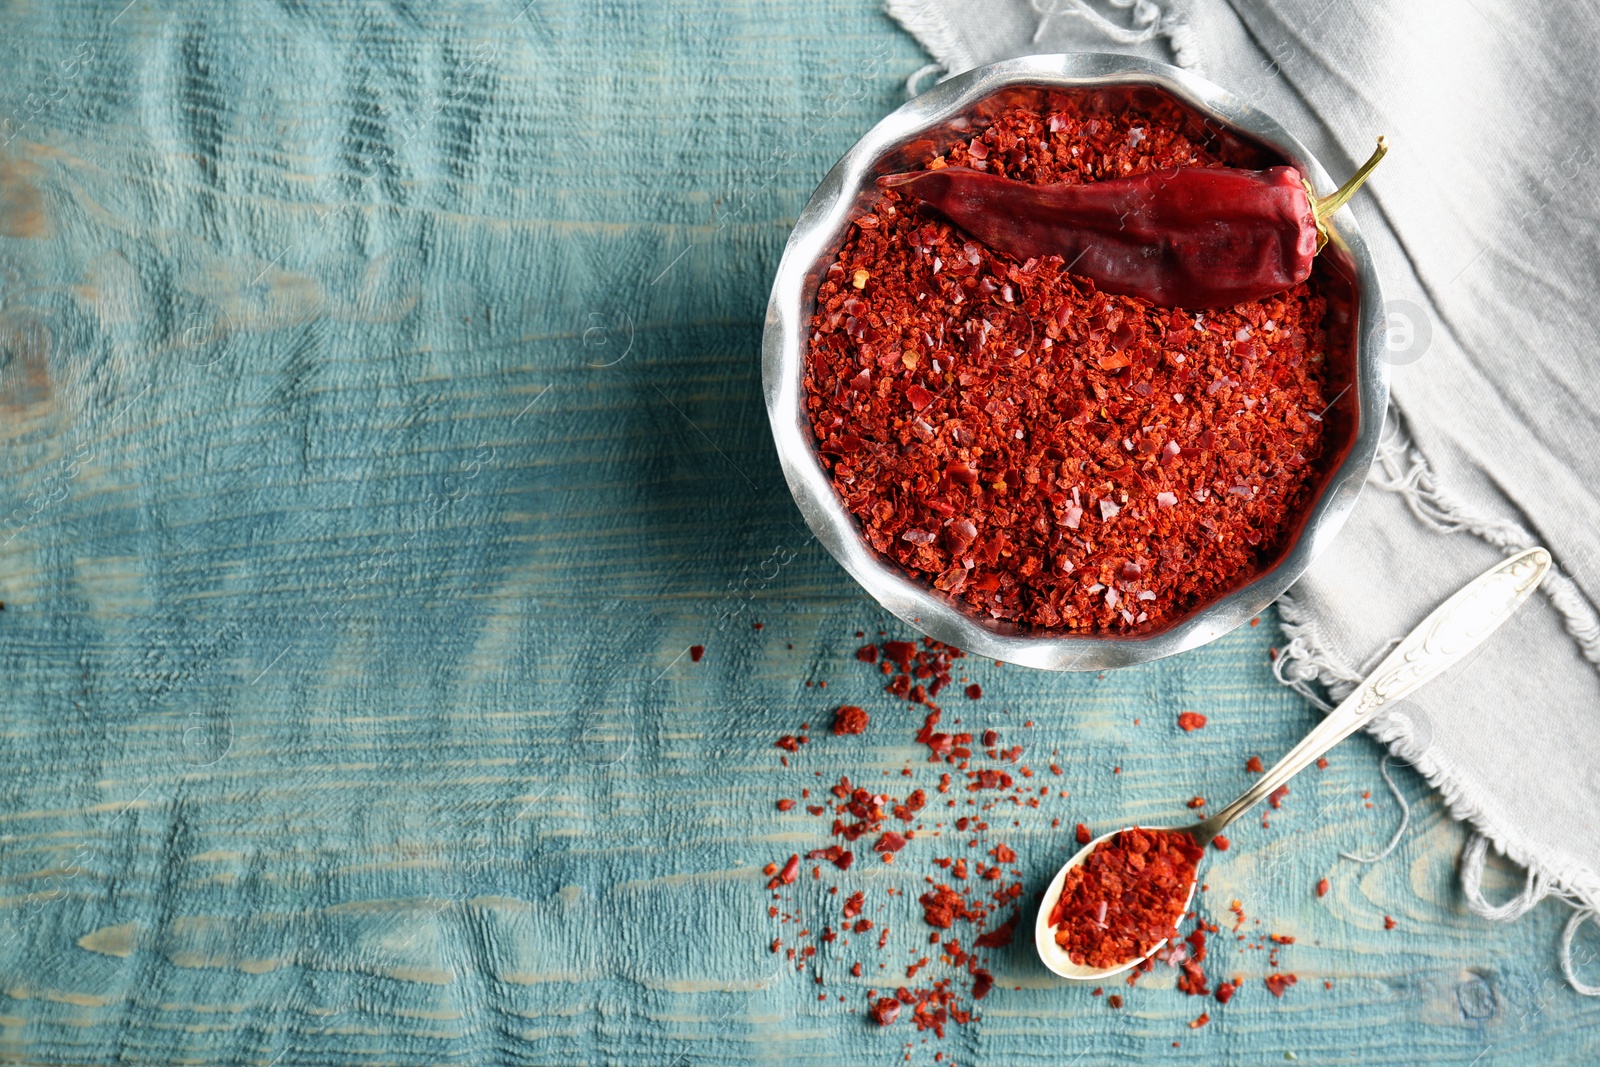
0, 1, 1595, 1063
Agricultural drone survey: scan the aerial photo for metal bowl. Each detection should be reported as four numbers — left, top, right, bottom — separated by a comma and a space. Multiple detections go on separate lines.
762, 53, 1387, 671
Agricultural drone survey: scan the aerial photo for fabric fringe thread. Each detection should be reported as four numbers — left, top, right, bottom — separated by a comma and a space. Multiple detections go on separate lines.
1339, 754, 1409, 864
1274, 408, 1600, 994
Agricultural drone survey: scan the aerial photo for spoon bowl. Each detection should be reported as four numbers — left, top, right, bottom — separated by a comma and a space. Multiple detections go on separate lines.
1033, 824, 1201, 981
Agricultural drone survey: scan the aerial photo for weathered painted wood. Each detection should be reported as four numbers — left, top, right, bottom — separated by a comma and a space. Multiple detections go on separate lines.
0, 1, 1593, 1063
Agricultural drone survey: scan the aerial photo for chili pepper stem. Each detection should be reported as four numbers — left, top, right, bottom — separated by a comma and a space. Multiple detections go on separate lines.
1307, 136, 1388, 249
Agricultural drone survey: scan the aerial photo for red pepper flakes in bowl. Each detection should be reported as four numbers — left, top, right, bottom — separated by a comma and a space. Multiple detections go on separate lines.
803, 102, 1335, 635
1046, 827, 1203, 969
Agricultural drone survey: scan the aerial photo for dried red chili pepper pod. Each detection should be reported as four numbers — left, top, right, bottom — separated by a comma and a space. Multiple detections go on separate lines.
878, 137, 1387, 308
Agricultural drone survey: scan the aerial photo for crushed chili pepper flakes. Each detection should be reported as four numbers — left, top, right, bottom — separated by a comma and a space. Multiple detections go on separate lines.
1047, 827, 1202, 968
1177, 711, 1207, 732
870, 997, 901, 1026
1245, 755, 1264, 773
833, 705, 870, 736
759, 626, 1292, 1043
1265, 972, 1298, 997
1384, 915, 1396, 930
767, 855, 800, 890
804, 102, 1336, 634
1316, 877, 1330, 898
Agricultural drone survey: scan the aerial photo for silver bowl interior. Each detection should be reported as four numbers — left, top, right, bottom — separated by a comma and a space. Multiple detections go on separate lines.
762, 53, 1388, 671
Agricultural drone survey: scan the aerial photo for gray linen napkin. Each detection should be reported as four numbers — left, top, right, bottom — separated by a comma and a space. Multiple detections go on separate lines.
885, 0, 1600, 990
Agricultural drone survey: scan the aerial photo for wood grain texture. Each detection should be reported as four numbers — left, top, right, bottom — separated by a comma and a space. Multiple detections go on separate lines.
0, 0, 1594, 1063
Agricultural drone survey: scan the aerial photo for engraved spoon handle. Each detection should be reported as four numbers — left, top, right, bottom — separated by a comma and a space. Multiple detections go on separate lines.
1196, 546, 1551, 843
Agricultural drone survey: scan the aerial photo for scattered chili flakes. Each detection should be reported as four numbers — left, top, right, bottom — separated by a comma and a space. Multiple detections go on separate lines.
1176, 957, 1210, 997
1264, 973, 1298, 998
760, 620, 1275, 1044
807, 845, 855, 870
966, 683, 983, 699
974, 912, 1018, 949
1177, 711, 1207, 732
1384, 915, 1396, 930
1047, 827, 1203, 968
767, 855, 800, 890
1267, 784, 1289, 809
1187, 796, 1206, 809
689, 645, 705, 662
971, 969, 994, 1000
920, 884, 975, 929
1212, 834, 1230, 851
1075, 823, 1092, 845
803, 101, 1336, 634
1189, 1012, 1210, 1028
1316, 877, 1329, 898
1246, 755, 1264, 773
1107, 995, 1124, 1009
1215, 981, 1236, 1004
833, 705, 870, 735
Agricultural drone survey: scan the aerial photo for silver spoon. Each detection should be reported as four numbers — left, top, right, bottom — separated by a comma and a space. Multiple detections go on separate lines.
1035, 545, 1552, 981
